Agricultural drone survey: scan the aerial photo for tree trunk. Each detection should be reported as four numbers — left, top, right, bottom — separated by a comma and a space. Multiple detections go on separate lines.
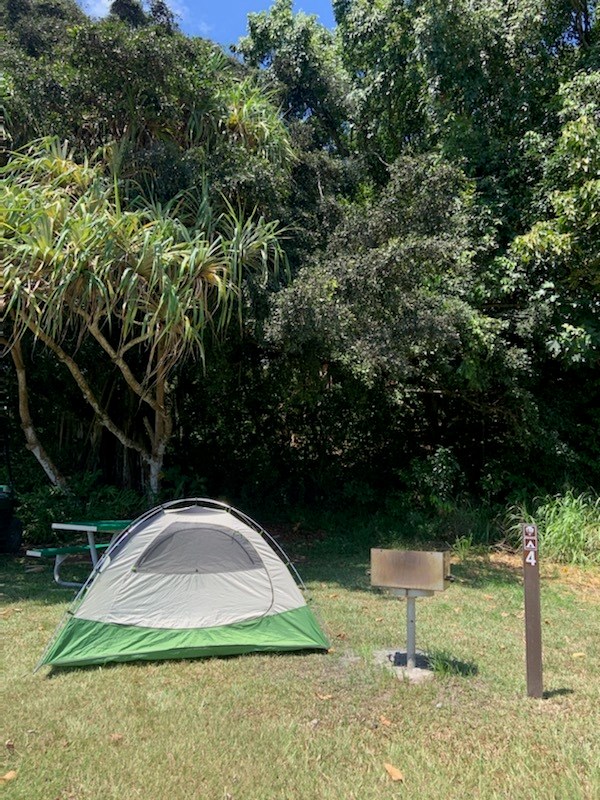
148, 455, 162, 496
145, 349, 172, 497
9, 340, 68, 488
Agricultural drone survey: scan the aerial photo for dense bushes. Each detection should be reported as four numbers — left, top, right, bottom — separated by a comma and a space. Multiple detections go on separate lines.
16, 475, 147, 544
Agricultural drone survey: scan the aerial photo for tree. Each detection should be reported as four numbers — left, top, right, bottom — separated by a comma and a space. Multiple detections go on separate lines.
414, 0, 586, 231
235, 0, 350, 151
1, 139, 284, 493
268, 155, 477, 384
511, 71, 600, 365
148, 0, 177, 33
109, 0, 147, 27
333, 0, 427, 168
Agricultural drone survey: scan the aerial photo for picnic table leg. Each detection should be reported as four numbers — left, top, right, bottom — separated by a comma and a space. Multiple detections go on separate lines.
53, 554, 84, 589
86, 529, 99, 567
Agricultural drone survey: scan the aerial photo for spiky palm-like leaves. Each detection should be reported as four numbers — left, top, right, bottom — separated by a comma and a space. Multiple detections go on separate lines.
1, 138, 285, 492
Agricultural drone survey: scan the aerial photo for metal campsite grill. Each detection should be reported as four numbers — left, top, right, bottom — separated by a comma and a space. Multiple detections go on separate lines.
371, 549, 452, 670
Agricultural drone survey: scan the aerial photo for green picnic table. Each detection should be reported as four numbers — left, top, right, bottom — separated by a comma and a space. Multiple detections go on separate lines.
26, 519, 132, 588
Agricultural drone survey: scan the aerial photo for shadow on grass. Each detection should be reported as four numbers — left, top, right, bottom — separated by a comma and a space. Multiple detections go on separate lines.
378, 649, 478, 677
426, 649, 479, 677
303, 552, 524, 595
44, 647, 329, 678
302, 559, 372, 593
452, 558, 522, 590
543, 687, 574, 699
0, 555, 81, 605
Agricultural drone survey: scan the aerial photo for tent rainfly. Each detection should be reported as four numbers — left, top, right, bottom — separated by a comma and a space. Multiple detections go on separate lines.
38, 499, 329, 669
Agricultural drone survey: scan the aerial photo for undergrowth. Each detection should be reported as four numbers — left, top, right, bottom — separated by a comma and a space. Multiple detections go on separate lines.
504, 490, 600, 565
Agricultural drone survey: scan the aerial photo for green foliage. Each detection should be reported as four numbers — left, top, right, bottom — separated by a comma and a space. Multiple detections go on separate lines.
407, 447, 465, 511
235, 0, 350, 150
110, 0, 147, 28
16, 474, 146, 544
1, 138, 285, 370
1, 138, 285, 492
334, 0, 427, 166
1, 0, 85, 57
268, 155, 477, 382
504, 490, 600, 564
451, 535, 476, 563
512, 73, 600, 368
1, 17, 294, 215
2, 0, 600, 514
414, 0, 579, 226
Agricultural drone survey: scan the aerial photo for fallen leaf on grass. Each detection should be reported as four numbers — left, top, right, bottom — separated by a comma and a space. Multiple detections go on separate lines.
109, 733, 124, 743
328, 594, 339, 599
573, 652, 586, 659
379, 716, 392, 727
4, 741, 14, 752
315, 693, 333, 701
335, 632, 347, 640
0, 771, 17, 784
375, 617, 384, 623
383, 763, 404, 782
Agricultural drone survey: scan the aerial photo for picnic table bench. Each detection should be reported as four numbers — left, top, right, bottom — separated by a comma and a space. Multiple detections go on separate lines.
26, 520, 131, 588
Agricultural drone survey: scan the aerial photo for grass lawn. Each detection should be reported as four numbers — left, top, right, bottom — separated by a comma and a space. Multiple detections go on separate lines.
1, 533, 599, 799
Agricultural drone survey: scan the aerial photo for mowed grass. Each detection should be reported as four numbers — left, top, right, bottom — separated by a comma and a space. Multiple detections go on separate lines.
1, 540, 600, 800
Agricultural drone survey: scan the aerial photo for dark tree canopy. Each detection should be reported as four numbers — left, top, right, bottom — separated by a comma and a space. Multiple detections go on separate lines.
2, 0, 600, 510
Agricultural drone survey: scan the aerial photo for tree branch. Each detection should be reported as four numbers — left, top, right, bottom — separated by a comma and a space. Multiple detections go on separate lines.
73, 308, 159, 413
24, 321, 151, 463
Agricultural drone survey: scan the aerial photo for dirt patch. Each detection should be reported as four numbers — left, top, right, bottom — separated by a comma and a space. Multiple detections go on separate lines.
486, 552, 600, 599
373, 649, 436, 684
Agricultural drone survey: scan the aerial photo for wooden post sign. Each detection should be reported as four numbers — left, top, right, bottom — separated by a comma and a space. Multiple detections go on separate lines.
522, 523, 543, 698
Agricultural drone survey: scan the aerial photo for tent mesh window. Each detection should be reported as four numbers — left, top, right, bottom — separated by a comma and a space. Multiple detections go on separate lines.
134, 523, 264, 575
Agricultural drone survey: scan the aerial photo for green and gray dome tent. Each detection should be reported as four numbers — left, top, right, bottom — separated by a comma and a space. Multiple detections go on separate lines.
38, 499, 329, 669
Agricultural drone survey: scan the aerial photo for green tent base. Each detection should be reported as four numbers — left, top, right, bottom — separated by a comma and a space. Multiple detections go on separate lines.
41, 605, 329, 668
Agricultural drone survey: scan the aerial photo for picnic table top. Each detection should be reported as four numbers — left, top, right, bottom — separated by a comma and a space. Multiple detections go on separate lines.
51, 519, 132, 532
27, 520, 132, 559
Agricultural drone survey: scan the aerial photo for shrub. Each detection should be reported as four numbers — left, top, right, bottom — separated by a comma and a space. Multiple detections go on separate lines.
16, 474, 147, 545
504, 490, 600, 565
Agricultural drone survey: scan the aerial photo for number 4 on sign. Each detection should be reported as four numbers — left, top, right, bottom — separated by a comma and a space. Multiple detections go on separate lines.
525, 550, 536, 566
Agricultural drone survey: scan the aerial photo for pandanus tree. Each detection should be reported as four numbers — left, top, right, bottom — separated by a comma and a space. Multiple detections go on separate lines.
1, 138, 284, 493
